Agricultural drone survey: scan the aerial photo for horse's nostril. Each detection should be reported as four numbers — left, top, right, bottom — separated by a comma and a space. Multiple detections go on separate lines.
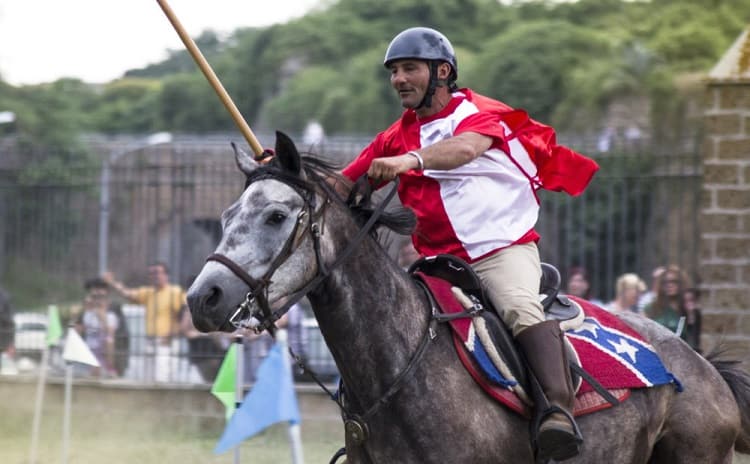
206, 286, 222, 307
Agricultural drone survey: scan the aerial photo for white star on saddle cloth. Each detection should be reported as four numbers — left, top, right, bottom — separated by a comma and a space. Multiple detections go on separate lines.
608, 337, 639, 363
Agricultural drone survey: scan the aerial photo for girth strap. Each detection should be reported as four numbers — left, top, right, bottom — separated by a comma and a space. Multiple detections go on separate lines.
569, 363, 620, 406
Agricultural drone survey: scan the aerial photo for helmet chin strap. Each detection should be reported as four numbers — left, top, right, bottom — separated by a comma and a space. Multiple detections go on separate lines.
415, 61, 452, 110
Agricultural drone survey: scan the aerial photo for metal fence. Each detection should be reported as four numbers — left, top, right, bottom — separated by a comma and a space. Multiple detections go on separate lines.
3, 302, 338, 385
0, 131, 702, 384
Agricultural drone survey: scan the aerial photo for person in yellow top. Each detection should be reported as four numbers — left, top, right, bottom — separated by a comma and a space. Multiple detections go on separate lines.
103, 262, 186, 382
104, 262, 186, 340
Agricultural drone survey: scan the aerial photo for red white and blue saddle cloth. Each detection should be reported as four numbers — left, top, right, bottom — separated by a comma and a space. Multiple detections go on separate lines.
417, 273, 682, 417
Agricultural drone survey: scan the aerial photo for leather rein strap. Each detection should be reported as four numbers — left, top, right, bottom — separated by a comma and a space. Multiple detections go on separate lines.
208, 170, 441, 453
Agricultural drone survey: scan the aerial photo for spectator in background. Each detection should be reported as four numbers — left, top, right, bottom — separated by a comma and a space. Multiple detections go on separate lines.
565, 266, 603, 306
110, 304, 130, 377
75, 278, 120, 377
644, 265, 691, 341
103, 262, 186, 382
683, 287, 702, 353
637, 266, 665, 313
605, 273, 646, 313
0, 287, 15, 372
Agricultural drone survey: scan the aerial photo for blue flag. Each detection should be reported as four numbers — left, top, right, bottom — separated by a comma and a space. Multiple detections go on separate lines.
214, 342, 300, 454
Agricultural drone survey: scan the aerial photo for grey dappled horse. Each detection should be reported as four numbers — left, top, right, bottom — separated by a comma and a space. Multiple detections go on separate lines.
187, 132, 750, 463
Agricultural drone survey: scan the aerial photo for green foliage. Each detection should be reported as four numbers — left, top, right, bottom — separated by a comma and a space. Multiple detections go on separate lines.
158, 73, 234, 131
264, 67, 339, 132
650, 24, 726, 71
465, 20, 611, 123
553, 40, 664, 130
264, 25, 439, 135
222, 26, 289, 127
0, 79, 98, 181
316, 48, 403, 133
91, 78, 162, 133
124, 30, 225, 79
5, 82, 90, 151
2, 0, 750, 141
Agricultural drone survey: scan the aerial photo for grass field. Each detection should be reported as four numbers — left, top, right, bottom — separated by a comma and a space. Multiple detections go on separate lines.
0, 378, 346, 464
5, 403, 750, 464
1, 401, 346, 464
2, 377, 749, 463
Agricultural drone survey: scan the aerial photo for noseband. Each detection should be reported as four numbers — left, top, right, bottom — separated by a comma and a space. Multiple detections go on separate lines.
207, 170, 399, 334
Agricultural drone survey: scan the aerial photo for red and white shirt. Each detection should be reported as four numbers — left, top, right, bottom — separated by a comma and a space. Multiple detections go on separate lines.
342, 89, 598, 263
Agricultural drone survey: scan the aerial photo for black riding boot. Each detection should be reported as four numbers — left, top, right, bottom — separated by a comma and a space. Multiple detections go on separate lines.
516, 320, 582, 461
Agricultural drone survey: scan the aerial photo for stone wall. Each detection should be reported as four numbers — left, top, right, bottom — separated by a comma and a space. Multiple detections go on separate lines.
700, 27, 750, 352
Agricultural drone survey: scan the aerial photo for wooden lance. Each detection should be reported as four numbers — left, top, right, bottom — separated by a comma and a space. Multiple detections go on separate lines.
155, 0, 264, 156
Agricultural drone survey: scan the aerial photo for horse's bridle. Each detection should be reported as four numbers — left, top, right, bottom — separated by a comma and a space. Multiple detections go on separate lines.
206, 170, 399, 335
207, 167, 442, 459
206, 173, 327, 334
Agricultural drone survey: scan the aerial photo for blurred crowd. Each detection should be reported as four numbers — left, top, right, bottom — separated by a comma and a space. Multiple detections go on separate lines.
0, 253, 705, 382
562, 264, 703, 353
0, 262, 310, 384
398, 240, 704, 354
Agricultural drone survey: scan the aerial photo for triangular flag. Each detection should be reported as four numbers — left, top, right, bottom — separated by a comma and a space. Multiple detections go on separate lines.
45, 305, 63, 346
214, 342, 300, 454
62, 328, 100, 367
211, 343, 237, 421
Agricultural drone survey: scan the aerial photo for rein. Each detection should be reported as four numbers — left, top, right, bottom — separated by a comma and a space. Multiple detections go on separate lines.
338, 279, 440, 446
208, 168, 443, 455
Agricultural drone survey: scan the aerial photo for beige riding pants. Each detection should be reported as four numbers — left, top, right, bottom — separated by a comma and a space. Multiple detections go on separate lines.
472, 242, 544, 337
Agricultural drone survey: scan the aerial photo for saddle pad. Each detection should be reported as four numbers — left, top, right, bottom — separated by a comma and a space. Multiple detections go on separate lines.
416, 273, 681, 417
566, 296, 682, 394
415, 273, 518, 388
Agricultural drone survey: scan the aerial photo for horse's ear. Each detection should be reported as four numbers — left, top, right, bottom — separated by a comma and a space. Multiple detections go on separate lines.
273, 131, 302, 176
347, 174, 373, 208
232, 142, 259, 176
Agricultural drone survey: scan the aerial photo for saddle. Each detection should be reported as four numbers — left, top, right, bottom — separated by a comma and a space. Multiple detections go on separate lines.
408, 255, 587, 406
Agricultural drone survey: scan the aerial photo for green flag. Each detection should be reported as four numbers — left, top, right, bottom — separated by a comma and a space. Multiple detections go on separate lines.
45, 305, 63, 346
211, 343, 238, 421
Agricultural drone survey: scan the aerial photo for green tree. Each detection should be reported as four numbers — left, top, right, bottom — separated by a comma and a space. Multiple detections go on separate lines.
91, 78, 162, 133
158, 73, 234, 131
553, 41, 663, 131
465, 20, 611, 123
6, 0, 750, 139
124, 30, 225, 79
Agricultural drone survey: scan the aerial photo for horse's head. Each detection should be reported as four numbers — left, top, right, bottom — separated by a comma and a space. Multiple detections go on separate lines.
187, 131, 328, 332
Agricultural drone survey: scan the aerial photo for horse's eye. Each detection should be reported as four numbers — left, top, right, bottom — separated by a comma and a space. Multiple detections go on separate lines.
265, 211, 287, 226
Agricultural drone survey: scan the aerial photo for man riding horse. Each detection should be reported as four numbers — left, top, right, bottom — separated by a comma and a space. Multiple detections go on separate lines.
341, 27, 599, 461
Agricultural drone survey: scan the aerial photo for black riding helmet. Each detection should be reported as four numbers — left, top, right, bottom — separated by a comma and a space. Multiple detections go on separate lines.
383, 27, 458, 109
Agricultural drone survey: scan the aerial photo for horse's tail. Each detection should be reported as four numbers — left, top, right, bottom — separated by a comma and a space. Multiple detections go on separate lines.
706, 347, 750, 454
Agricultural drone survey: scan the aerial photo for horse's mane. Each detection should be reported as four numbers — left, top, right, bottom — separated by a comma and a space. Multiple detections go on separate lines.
244, 153, 416, 237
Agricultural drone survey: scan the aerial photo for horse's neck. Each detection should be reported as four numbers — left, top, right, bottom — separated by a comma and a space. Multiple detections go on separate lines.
308, 234, 428, 408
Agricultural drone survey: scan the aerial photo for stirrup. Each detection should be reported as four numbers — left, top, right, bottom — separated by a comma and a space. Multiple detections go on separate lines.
535, 405, 583, 462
